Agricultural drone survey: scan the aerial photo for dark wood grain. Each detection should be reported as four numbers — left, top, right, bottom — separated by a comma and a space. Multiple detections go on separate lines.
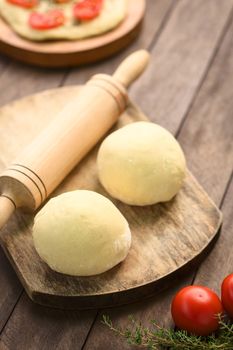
178, 20, 233, 205
0, 87, 221, 309
0, 250, 21, 331
130, 0, 233, 133
0, 0, 145, 68
193, 175, 233, 292
0, 293, 96, 350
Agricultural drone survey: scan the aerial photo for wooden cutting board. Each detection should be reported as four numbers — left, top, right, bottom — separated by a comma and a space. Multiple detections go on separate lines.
0, 0, 145, 68
0, 86, 222, 309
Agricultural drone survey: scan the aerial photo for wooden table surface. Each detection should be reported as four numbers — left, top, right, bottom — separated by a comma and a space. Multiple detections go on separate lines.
0, 1, 233, 349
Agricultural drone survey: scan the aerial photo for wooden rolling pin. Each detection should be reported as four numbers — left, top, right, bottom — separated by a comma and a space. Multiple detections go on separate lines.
0, 50, 150, 229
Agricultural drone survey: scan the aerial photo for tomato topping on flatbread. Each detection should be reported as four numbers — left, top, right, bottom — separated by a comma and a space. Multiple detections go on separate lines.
55, 0, 70, 3
73, 0, 103, 21
29, 9, 65, 30
0, 0, 126, 40
7, 0, 37, 8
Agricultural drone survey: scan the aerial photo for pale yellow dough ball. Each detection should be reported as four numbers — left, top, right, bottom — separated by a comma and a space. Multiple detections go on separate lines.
33, 190, 131, 276
97, 121, 186, 206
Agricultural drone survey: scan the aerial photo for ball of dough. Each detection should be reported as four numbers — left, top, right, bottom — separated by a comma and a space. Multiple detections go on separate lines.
33, 190, 131, 276
97, 121, 186, 206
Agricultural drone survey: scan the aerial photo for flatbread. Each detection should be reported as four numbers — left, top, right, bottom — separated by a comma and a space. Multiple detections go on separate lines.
0, 0, 127, 41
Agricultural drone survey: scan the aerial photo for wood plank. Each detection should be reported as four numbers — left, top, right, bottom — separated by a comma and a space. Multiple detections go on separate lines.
0, 0, 174, 346
0, 250, 22, 331
188, 7, 233, 292
193, 174, 233, 292
81, 2, 233, 349
0, 34, 67, 342
64, 0, 175, 86
0, 293, 96, 350
0, 63, 65, 106
178, 30, 233, 204
130, 0, 233, 134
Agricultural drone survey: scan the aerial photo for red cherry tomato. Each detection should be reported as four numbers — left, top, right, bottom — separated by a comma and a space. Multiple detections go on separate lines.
171, 286, 223, 336
7, 0, 38, 8
221, 273, 233, 318
29, 10, 65, 30
73, 0, 103, 21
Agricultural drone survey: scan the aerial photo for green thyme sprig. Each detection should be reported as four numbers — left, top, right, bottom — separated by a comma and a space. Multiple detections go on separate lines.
102, 315, 233, 350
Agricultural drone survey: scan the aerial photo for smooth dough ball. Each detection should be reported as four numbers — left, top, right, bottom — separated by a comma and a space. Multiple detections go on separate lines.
97, 121, 186, 206
33, 190, 131, 276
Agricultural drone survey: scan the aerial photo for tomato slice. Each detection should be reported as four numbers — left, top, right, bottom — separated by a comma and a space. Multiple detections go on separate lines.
7, 0, 38, 9
29, 10, 65, 30
55, 0, 70, 3
73, 0, 103, 21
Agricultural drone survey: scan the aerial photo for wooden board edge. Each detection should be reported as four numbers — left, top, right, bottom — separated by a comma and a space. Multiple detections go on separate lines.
0, 87, 223, 310
28, 221, 222, 310
28, 181, 223, 309
0, 21, 143, 68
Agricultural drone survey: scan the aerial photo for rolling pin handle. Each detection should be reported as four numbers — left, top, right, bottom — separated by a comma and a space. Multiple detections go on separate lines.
0, 196, 15, 230
113, 50, 150, 88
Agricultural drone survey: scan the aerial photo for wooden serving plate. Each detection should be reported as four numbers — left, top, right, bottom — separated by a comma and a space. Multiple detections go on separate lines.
0, 86, 222, 309
0, 0, 145, 68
